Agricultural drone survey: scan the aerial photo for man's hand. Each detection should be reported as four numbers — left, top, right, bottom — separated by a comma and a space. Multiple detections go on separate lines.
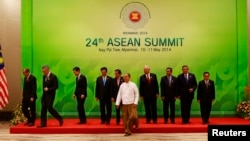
44, 87, 48, 92
161, 96, 165, 100
116, 105, 119, 109
81, 94, 85, 99
96, 98, 99, 101
156, 94, 159, 98
73, 94, 76, 99
189, 88, 193, 93
197, 100, 200, 103
30, 97, 34, 102
111, 98, 115, 102
140, 97, 144, 101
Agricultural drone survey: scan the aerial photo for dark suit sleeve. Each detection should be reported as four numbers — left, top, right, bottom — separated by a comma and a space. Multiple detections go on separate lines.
139, 76, 144, 97
80, 75, 87, 96
48, 74, 58, 92
111, 79, 115, 98
211, 81, 215, 99
108, 76, 113, 98
197, 81, 202, 100
95, 77, 99, 98
173, 77, 178, 97
176, 75, 181, 97
154, 74, 159, 94
84, 76, 87, 96
192, 74, 198, 91
31, 76, 37, 99
160, 77, 165, 97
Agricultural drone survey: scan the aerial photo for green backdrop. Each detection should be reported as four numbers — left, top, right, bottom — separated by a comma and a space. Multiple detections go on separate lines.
21, 0, 248, 117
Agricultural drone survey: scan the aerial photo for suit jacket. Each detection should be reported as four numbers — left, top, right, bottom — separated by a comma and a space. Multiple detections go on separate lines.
74, 74, 87, 98
160, 75, 177, 100
139, 73, 159, 100
23, 74, 37, 100
112, 77, 124, 100
197, 80, 215, 102
177, 73, 197, 99
42, 72, 58, 101
95, 75, 113, 100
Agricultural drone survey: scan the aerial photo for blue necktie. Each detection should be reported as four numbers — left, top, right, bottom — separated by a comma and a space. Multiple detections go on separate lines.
103, 77, 106, 85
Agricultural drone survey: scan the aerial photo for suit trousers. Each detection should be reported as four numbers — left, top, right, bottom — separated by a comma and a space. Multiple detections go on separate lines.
115, 103, 121, 124
143, 98, 157, 122
99, 99, 111, 123
200, 100, 212, 123
77, 97, 86, 123
163, 99, 175, 122
180, 97, 193, 123
22, 99, 36, 124
40, 94, 62, 125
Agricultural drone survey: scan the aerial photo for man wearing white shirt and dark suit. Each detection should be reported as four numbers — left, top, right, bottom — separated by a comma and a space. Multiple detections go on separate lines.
95, 67, 113, 125
139, 65, 159, 124
197, 72, 215, 124
116, 73, 139, 136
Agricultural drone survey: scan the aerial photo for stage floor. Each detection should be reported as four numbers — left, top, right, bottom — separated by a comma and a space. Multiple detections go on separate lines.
10, 117, 250, 134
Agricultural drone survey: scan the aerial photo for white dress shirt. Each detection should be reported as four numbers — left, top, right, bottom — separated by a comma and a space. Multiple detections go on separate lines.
115, 81, 139, 105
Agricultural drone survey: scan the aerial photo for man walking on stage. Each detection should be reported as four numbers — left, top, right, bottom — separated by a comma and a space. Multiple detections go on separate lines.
22, 68, 37, 126
111, 69, 123, 125
116, 73, 139, 136
73, 66, 88, 124
37, 65, 63, 128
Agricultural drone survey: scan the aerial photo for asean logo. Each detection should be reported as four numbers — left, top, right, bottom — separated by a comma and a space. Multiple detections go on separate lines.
120, 2, 150, 30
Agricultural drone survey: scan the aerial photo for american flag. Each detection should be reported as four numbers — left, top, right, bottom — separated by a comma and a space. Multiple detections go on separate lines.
0, 44, 9, 110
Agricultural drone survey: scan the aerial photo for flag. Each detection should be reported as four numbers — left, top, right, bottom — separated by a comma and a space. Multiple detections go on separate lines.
0, 44, 9, 110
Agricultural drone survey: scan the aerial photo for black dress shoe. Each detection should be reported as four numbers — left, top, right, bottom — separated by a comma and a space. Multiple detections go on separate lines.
153, 121, 157, 124
116, 122, 120, 125
171, 121, 175, 124
164, 121, 168, 124
28, 123, 35, 127
78, 121, 86, 124
106, 122, 110, 125
146, 121, 150, 124
59, 118, 63, 126
101, 121, 105, 124
37, 124, 46, 128
124, 133, 131, 136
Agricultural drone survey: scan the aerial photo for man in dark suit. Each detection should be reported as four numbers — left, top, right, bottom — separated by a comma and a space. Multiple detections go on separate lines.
197, 72, 215, 124
160, 67, 177, 124
111, 69, 123, 125
73, 66, 87, 124
139, 65, 159, 124
37, 65, 63, 128
22, 68, 37, 126
177, 65, 197, 124
95, 67, 113, 125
